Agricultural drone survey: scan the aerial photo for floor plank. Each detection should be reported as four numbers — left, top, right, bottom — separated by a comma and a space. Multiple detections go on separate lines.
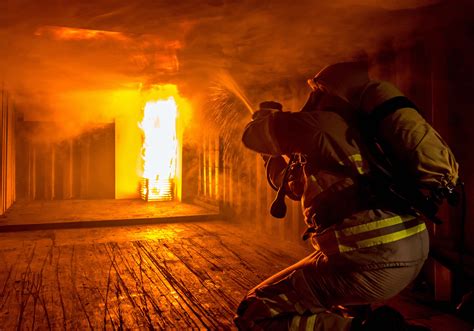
0, 221, 471, 330
0, 221, 310, 329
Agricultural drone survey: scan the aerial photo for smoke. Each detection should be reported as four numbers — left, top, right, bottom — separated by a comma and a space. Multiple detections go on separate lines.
0, 0, 472, 143
182, 0, 473, 145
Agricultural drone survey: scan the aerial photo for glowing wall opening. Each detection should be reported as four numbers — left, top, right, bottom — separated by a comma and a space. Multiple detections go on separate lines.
139, 97, 178, 201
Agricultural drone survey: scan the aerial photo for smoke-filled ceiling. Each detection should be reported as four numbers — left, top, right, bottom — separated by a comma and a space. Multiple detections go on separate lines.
0, 0, 472, 126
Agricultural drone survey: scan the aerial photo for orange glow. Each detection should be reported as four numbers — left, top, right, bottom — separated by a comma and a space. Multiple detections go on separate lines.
138, 85, 190, 202
139, 97, 178, 201
35, 26, 130, 42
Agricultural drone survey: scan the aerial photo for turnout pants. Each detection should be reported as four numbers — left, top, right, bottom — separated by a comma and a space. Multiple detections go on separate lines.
234, 244, 426, 330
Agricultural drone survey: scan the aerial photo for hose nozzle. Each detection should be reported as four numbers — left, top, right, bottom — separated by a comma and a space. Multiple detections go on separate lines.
270, 187, 287, 218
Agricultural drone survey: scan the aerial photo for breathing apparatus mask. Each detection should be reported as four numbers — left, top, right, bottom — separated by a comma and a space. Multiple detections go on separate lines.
299, 78, 326, 113
266, 80, 323, 218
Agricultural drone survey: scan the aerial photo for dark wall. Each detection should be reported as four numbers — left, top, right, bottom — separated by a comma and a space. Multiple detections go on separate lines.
16, 122, 115, 200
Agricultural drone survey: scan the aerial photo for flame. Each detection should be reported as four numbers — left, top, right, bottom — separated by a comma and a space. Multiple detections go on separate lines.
35, 26, 130, 42
139, 97, 178, 201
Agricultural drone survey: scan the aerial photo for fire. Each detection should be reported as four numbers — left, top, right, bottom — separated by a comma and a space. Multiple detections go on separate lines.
35, 26, 130, 42
139, 97, 179, 201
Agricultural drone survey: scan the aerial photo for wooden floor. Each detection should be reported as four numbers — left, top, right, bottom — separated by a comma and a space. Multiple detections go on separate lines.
0, 220, 471, 330
0, 221, 309, 329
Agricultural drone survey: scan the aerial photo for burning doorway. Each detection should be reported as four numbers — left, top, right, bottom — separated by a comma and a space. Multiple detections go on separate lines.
14, 85, 192, 203
137, 85, 189, 203
4, 84, 221, 229
139, 97, 179, 202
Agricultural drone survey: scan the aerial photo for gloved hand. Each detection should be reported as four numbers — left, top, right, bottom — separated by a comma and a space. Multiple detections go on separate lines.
287, 161, 305, 199
252, 101, 283, 120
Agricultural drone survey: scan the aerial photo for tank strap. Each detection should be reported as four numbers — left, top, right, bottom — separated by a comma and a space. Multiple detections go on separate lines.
358, 96, 419, 172
369, 96, 419, 124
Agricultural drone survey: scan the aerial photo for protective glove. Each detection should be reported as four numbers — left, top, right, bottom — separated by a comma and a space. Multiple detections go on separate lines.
251, 101, 283, 120
287, 161, 305, 199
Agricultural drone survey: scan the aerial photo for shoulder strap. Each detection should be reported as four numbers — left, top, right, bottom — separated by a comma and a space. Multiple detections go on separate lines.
370, 96, 419, 124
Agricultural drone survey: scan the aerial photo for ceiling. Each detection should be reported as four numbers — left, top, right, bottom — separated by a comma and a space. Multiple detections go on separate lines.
0, 0, 471, 124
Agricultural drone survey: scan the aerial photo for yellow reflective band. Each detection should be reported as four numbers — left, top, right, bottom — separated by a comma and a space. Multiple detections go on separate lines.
306, 314, 317, 330
290, 315, 301, 331
339, 154, 363, 165
356, 166, 365, 174
347, 154, 363, 162
339, 154, 369, 174
279, 293, 290, 302
262, 299, 280, 317
279, 293, 289, 302
262, 297, 279, 304
268, 307, 280, 317
264, 302, 280, 317
336, 216, 413, 237
338, 222, 426, 253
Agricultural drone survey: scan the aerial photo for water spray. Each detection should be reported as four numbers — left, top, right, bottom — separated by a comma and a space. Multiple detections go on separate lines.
216, 71, 254, 115
216, 72, 291, 219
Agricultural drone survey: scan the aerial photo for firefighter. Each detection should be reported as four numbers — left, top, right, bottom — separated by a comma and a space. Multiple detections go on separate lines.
234, 61, 437, 330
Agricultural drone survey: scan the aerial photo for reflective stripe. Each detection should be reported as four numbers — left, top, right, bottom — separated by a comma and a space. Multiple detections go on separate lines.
289, 314, 319, 331
356, 166, 365, 174
290, 315, 301, 331
347, 154, 363, 162
314, 216, 427, 255
309, 174, 317, 182
262, 297, 279, 304
339, 154, 369, 174
336, 216, 411, 237
279, 293, 289, 302
266, 305, 280, 317
305, 314, 317, 330
260, 291, 306, 318
338, 222, 426, 253
261, 298, 281, 317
